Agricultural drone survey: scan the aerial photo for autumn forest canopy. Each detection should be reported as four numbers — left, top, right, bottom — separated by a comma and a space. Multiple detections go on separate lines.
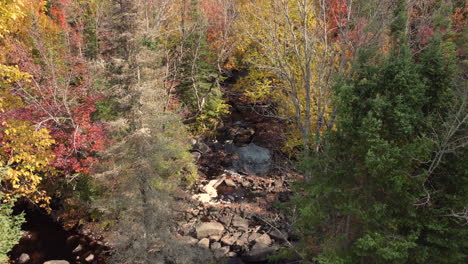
0, 0, 466, 264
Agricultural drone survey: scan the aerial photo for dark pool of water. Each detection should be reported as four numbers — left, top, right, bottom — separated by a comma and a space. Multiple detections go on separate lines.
9, 201, 107, 264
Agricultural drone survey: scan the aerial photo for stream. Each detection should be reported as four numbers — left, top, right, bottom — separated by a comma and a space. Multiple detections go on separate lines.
9, 201, 107, 264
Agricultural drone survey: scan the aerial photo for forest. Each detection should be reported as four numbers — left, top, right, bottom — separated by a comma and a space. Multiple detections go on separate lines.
0, 0, 466, 264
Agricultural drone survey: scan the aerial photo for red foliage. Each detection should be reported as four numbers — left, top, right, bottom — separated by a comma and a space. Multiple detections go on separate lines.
1, 0, 107, 176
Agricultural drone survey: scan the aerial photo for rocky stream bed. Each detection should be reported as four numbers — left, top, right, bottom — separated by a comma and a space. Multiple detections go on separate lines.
9, 90, 300, 264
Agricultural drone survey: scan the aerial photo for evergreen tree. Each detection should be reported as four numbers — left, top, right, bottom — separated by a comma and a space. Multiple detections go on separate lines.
292, 2, 468, 263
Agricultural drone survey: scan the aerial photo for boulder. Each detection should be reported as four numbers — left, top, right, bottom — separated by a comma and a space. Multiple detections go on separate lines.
196, 222, 225, 238
233, 144, 272, 175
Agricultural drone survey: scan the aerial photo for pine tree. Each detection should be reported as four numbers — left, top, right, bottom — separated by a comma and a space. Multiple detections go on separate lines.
292, 1, 467, 263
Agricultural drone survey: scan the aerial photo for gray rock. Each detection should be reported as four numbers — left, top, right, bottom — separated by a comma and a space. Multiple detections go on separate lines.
232, 215, 249, 231
18, 253, 30, 264
219, 215, 232, 226
236, 232, 249, 246
269, 229, 288, 241
198, 238, 210, 249
233, 144, 272, 175
43, 261, 70, 264
224, 140, 236, 154
248, 232, 261, 242
242, 244, 278, 262
193, 141, 211, 154
214, 246, 230, 257
211, 242, 221, 250
196, 222, 225, 238
221, 234, 236, 246
179, 236, 199, 245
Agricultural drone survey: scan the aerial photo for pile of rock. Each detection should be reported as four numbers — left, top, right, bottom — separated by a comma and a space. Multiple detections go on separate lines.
177, 215, 286, 262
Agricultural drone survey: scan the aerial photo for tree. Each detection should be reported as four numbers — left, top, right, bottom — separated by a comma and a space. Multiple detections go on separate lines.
234, 0, 352, 152
1, 0, 106, 177
292, 1, 467, 263
0, 196, 24, 264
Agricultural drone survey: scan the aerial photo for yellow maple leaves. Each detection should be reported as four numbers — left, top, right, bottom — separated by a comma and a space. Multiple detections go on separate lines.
0, 120, 56, 206
0, 0, 28, 37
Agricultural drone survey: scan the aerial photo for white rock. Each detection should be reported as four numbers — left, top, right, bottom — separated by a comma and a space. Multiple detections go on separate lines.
85, 254, 94, 262
193, 193, 211, 203
198, 238, 210, 249
18, 253, 30, 264
72, 244, 83, 254
203, 185, 218, 197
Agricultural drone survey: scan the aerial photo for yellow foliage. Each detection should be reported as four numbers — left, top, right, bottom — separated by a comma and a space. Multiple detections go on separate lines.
0, 0, 27, 37
234, 0, 336, 152
0, 120, 56, 206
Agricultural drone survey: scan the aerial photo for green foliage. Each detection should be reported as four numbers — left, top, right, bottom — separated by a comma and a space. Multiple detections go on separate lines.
292, 22, 467, 264
173, 0, 229, 134
0, 196, 24, 264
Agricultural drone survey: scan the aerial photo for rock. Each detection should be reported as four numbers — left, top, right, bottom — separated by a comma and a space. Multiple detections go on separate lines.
232, 215, 249, 231
198, 238, 210, 249
196, 222, 225, 238
224, 178, 236, 187
242, 244, 278, 262
179, 236, 199, 245
192, 152, 202, 161
236, 232, 249, 246
224, 140, 236, 154
241, 181, 251, 188
221, 234, 238, 246
72, 244, 83, 254
248, 232, 261, 242
227, 252, 238, 257
255, 234, 272, 246
269, 229, 288, 241
233, 144, 272, 175
214, 246, 230, 257
203, 185, 218, 197
219, 215, 232, 226
193, 141, 211, 154
85, 254, 94, 262
193, 193, 212, 203
209, 235, 221, 242
43, 261, 70, 264
18, 253, 30, 264
211, 242, 221, 250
